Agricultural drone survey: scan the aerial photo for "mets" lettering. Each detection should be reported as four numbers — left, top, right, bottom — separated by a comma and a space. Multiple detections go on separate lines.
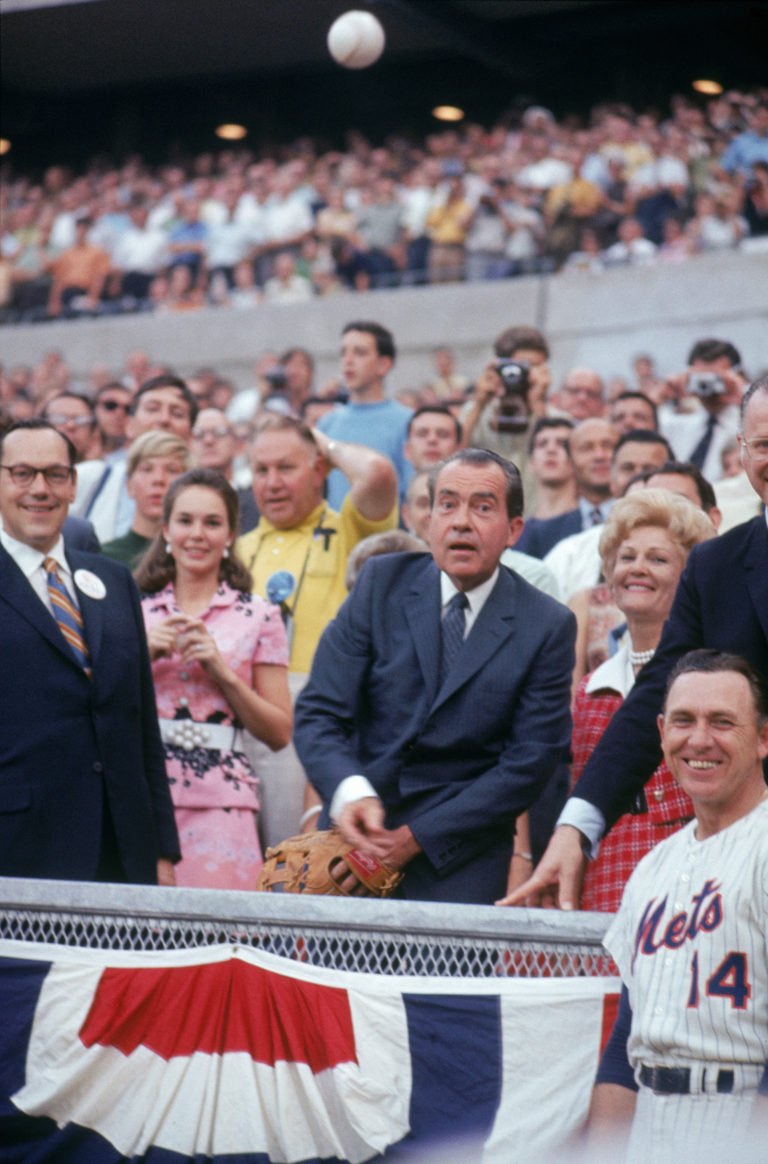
631, 879, 723, 971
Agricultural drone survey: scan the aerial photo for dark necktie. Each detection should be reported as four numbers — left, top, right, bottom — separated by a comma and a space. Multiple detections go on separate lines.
440, 591, 469, 682
45, 557, 92, 677
589, 505, 603, 526
689, 414, 717, 470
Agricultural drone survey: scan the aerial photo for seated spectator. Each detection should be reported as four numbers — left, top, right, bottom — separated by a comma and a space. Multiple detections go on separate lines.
47, 216, 111, 318
262, 252, 314, 304
225, 258, 262, 309
112, 201, 169, 307
562, 227, 606, 274
354, 175, 404, 289
102, 431, 193, 568
718, 99, 768, 179
602, 216, 658, 266
425, 167, 473, 283
167, 199, 209, 281
426, 346, 471, 401
656, 214, 694, 263
155, 262, 206, 312
688, 189, 748, 251
742, 161, 768, 238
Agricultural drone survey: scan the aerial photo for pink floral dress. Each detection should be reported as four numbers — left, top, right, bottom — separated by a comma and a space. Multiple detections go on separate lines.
142, 582, 289, 889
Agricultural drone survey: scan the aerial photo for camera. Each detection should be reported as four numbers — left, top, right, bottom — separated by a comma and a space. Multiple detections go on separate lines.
689, 372, 726, 398
264, 365, 288, 391
493, 359, 531, 433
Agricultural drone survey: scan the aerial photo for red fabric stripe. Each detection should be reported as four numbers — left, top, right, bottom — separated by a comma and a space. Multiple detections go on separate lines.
599, 990, 621, 1057
79, 960, 358, 1069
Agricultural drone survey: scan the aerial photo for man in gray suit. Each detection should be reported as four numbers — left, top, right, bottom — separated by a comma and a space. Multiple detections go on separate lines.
294, 449, 575, 903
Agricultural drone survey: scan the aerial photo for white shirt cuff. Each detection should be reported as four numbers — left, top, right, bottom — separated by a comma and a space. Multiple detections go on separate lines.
556, 797, 606, 859
330, 775, 379, 822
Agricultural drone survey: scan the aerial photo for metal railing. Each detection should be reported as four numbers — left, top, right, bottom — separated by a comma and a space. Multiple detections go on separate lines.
0, 877, 616, 978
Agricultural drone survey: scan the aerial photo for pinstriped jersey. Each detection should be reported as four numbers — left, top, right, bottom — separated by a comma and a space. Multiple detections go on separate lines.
604, 797, 768, 1071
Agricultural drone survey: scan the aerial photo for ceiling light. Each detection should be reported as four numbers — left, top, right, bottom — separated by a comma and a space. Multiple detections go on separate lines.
692, 79, 723, 96
432, 106, 464, 122
0, 139, 11, 156
215, 124, 248, 141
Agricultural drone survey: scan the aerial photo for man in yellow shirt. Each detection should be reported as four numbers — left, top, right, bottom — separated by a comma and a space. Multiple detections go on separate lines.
236, 414, 398, 845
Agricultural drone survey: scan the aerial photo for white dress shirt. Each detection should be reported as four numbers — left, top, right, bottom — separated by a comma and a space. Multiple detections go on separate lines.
0, 529, 76, 616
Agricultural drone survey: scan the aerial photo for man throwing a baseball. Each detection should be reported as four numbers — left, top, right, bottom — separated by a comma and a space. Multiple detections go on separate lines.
589, 649, 768, 1164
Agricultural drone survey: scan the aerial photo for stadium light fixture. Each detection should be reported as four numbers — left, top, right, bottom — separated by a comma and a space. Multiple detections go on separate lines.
432, 106, 464, 122
692, 79, 723, 96
215, 124, 248, 141
0, 139, 11, 156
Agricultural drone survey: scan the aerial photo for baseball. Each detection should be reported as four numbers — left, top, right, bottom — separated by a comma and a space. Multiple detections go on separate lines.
327, 10, 385, 70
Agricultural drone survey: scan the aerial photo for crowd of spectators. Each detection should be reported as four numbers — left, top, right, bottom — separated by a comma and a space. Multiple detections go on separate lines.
1, 87, 767, 323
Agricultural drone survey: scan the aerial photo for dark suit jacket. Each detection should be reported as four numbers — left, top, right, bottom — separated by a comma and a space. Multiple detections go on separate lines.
515, 507, 581, 559
294, 552, 575, 903
63, 515, 101, 553
0, 544, 179, 882
575, 515, 768, 829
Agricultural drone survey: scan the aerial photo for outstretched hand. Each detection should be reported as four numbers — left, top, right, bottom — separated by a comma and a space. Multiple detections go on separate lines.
495, 825, 587, 910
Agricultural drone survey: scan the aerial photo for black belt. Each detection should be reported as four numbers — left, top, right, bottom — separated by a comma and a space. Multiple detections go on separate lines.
639, 1065, 734, 1095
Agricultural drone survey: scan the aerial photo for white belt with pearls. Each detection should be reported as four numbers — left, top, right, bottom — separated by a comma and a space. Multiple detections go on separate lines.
158, 717, 245, 753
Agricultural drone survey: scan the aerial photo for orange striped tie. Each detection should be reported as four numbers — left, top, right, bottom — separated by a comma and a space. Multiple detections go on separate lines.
44, 557, 92, 677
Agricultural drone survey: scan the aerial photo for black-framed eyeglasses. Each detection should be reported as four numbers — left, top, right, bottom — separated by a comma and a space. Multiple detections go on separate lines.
0, 463, 75, 486
97, 399, 131, 413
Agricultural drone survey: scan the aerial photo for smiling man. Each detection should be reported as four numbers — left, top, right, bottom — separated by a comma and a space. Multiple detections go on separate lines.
588, 650, 768, 1164
0, 418, 179, 884
294, 448, 575, 903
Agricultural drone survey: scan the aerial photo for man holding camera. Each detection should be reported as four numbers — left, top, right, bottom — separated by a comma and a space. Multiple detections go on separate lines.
660, 339, 748, 485
459, 326, 551, 513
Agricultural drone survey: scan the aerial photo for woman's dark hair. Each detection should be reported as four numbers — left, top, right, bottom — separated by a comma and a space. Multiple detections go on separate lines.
134, 468, 252, 593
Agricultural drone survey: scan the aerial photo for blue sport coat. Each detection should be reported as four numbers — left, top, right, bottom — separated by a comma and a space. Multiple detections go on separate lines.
294, 552, 575, 903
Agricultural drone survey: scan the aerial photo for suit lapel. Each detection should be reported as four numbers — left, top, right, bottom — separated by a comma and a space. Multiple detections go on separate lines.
0, 544, 82, 666
742, 516, 768, 645
403, 559, 443, 704
431, 568, 516, 711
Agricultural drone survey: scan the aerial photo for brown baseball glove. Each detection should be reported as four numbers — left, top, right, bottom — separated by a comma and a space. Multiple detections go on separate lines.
255, 828, 404, 897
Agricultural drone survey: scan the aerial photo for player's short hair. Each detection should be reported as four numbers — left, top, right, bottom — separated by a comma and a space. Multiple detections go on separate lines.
428, 447, 523, 519
598, 488, 715, 580
664, 650, 768, 725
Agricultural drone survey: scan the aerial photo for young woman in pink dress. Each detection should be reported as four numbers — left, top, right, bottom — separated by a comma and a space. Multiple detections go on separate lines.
136, 468, 292, 889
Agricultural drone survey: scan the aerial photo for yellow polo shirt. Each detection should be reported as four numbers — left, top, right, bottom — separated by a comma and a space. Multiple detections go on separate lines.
236, 496, 397, 673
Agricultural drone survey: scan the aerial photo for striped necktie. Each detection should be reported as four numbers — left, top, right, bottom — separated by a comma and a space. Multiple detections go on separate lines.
440, 591, 469, 682
44, 557, 92, 677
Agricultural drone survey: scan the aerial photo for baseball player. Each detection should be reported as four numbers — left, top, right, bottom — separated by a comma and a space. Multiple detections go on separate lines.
588, 649, 768, 1164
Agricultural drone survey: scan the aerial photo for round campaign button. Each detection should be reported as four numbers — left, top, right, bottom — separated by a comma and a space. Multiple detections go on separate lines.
74, 569, 107, 600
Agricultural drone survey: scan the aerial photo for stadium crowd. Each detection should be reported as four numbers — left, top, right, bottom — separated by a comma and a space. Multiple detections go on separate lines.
1, 87, 767, 322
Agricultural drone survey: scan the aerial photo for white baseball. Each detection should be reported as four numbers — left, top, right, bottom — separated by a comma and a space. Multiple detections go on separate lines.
327, 10, 385, 70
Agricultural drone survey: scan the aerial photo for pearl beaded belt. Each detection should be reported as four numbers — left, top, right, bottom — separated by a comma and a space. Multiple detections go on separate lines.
158, 717, 245, 752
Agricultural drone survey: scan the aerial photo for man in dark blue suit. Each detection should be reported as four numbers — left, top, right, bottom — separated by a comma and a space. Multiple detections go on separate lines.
0, 419, 179, 884
501, 374, 768, 910
294, 448, 575, 903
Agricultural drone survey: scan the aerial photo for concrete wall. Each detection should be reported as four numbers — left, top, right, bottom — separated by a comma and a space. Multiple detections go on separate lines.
3, 251, 766, 396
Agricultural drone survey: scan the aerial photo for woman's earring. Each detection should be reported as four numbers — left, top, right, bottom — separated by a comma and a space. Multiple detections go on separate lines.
165, 542, 172, 554
223, 545, 230, 559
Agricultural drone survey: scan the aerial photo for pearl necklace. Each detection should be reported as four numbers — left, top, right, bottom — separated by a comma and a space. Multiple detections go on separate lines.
629, 646, 655, 666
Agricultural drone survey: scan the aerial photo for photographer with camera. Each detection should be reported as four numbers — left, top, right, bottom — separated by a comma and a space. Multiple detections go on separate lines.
660, 339, 749, 485
459, 326, 551, 513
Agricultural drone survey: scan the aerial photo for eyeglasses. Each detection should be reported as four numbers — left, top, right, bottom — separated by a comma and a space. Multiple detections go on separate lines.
45, 414, 94, 428
740, 436, 768, 463
97, 399, 131, 413
192, 426, 233, 439
0, 463, 75, 486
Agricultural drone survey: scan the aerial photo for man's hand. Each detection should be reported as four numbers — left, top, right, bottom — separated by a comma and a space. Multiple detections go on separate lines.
495, 825, 587, 910
335, 799, 421, 895
156, 858, 176, 887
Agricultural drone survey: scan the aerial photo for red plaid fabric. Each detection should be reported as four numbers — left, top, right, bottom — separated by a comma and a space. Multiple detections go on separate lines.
571, 677, 693, 913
